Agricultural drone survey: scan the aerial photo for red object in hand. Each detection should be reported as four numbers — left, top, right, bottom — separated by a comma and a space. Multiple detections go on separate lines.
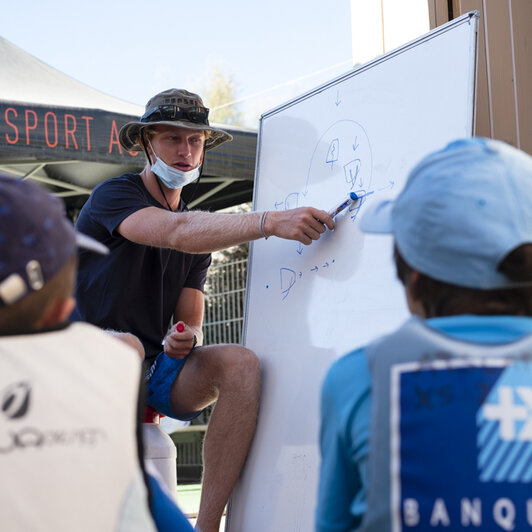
176, 323, 185, 332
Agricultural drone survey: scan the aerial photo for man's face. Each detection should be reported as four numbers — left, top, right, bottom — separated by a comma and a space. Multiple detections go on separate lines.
149, 125, 206, 171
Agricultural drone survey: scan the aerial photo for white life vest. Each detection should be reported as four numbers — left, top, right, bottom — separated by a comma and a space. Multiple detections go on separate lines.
0, 322, 156, 532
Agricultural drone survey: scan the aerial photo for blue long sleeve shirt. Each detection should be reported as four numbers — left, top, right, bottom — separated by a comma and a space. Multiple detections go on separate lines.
316, 315, 532, 532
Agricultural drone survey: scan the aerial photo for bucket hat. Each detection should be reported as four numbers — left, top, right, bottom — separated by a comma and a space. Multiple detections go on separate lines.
360, 137, 532, 289
0, 176, 108, 307
119, 88, 233, 152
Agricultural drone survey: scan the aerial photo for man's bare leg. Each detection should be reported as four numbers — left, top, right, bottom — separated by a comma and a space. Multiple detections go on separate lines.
169, 344, 261, 532
105, 329, 145, 359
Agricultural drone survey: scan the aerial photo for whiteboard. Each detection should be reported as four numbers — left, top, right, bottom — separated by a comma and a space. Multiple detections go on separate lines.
227, 12, 478, 532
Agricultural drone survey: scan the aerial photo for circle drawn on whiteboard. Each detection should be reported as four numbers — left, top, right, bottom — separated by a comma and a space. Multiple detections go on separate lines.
304, 119, 373, 196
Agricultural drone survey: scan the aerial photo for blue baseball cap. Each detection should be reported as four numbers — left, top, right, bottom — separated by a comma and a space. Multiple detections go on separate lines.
360, 137, 532, 289
0, 176, 108, 307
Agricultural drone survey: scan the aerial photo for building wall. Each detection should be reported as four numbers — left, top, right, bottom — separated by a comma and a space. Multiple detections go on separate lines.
428, 0, 532, 154
350, 0, 430, 65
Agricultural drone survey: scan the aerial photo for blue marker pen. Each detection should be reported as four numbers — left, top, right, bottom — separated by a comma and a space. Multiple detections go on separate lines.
328, 192, 360, 218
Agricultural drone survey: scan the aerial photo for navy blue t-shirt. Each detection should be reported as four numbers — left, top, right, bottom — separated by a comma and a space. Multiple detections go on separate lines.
72, 173, 211, 362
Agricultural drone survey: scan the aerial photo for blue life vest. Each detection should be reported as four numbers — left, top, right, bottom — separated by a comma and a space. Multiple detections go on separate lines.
363, 317, 532, 532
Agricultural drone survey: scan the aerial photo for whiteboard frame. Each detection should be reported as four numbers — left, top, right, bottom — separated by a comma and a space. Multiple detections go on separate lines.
228, 11, 479, 532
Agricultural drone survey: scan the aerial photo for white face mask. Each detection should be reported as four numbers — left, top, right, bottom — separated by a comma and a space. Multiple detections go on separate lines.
149, 142, 201, 189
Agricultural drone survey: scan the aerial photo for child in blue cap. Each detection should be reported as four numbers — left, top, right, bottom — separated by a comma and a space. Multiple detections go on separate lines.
316, 138, 532, 532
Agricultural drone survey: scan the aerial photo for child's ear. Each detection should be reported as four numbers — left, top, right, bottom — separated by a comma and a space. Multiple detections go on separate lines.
404, 270, 426, 318
408, 270, 421, 300
37, 297, 76, 328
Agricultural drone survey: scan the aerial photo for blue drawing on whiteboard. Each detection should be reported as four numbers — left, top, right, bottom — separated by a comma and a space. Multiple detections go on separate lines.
326, 139, 340, 169
280, 268, 296, 300
263, 119, 383, 298
344, 159, 361, 188
259, 114, 403, 299
279, 259, 337, 300
301, 120, 373, 249
305, 120, 373, 195
270, 119, 374, 257
379, 180, 395, 192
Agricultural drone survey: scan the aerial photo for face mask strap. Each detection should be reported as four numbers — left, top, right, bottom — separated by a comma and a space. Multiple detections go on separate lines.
140, 132, 173, 211
140, 130, 154, 166
184, 149, 205, 204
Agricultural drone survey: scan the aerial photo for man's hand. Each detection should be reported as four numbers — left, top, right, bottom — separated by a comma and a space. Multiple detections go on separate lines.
264, 207, 334, 245
163, 321, 198, 358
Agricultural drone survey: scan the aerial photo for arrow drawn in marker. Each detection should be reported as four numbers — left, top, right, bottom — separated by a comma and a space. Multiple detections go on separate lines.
378, 180, 395, 191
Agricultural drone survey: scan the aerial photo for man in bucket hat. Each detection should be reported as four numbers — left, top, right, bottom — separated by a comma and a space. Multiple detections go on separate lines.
316, 138, 532, 532
0, 176, 195, 531
73, 88, 335, 532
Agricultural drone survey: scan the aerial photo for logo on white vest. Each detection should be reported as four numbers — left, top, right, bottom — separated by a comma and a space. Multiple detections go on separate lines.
1, 381, 31, 420
0, 380, 108, 455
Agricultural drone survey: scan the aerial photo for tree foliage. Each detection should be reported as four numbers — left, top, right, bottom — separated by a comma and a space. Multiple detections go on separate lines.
202, 64, 244, 126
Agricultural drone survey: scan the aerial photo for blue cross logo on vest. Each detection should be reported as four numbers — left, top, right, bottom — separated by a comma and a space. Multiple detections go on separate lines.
478, 364, 532, 483
392, 359, 532, 531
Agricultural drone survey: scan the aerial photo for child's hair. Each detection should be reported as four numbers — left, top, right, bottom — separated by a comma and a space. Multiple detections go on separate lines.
0, 253, 77, 332
394, 244, 532, 318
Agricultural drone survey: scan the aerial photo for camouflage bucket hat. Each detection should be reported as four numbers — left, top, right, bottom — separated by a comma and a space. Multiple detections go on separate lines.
119, 88, 233, 152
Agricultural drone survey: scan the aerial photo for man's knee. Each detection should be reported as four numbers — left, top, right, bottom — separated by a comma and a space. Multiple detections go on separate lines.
105, 330, 145, 360
229, 345, 260, 373
223, 346, 260, 403
211, 345, 261, 387
168, 345, 260, 414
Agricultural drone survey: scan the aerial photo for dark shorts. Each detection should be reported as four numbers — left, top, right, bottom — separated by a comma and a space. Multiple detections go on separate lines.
144, 351, 203, 420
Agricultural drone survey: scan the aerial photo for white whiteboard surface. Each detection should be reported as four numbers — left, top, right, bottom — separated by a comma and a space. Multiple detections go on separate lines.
227, 13, 478, 532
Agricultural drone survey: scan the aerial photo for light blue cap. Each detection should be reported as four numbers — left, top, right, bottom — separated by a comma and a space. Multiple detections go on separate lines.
360, 137, 532, 289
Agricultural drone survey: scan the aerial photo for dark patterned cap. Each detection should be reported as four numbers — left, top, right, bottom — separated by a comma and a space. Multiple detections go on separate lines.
0, 176, 108, 306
